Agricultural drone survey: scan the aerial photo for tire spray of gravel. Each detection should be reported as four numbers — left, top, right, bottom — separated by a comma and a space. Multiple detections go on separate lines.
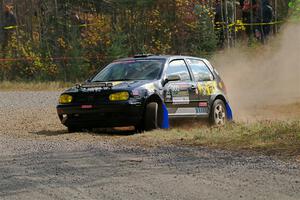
211, 23, 300, 121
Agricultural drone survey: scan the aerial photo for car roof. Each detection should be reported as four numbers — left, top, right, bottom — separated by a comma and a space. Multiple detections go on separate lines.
114, 55, 207, 62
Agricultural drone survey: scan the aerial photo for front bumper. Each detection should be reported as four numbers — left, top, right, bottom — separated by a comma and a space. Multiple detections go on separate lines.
57, 104, 144, 128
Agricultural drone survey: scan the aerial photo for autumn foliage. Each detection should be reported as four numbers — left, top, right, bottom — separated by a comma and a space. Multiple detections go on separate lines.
0, 0, 290, 81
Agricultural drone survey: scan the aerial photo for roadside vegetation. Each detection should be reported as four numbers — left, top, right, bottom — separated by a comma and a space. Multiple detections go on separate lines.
141, 120, 300, 157
0, 0, 293, 82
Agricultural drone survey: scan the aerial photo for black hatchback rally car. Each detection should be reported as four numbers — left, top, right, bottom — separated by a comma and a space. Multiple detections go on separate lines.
57, 55, 233, 132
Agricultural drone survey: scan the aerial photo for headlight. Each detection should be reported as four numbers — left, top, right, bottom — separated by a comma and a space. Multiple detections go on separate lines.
59, 94, 73, 104
109, 92, 129, 101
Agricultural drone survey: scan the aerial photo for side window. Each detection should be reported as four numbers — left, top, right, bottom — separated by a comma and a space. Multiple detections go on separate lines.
166, 60, 191, 81
187, 59, 214, 82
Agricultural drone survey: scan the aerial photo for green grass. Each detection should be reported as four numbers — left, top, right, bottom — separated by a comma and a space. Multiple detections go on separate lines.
0, 81, 73, 91
142, 120, 300, 157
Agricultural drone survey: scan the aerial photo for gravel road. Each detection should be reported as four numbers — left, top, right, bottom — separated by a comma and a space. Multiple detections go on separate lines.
0, 91, 300, 200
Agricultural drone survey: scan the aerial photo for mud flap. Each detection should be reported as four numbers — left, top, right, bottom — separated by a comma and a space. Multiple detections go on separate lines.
161, 103, 169, 129
225, 102, 233, 121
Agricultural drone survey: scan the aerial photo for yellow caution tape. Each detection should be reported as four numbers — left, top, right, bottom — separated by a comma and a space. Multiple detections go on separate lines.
3, 25, 18, 30
215, 20, 284, 27
215, 20, 286, 32
3, 19, 294, 32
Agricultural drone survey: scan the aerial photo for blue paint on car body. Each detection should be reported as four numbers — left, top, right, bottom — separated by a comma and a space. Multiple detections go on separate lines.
161, 103, 169, 129
226, 102, 233, 121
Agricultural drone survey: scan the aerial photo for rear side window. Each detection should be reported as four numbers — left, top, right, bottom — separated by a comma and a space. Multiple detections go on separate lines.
166, 60, 191, 81
187, 59, 214, 81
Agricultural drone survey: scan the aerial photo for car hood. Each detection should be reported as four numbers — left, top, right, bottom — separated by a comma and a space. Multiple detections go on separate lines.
65, 80, 158, 93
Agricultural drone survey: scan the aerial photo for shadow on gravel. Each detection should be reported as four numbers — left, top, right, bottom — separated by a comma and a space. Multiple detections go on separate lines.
90, 129, 136, 136
33, 130, 70, 136
32, 128, 136, 137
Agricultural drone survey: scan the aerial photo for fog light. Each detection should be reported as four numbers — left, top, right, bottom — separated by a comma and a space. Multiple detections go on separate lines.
109, 92, 129, 101
59, 94, 73, 104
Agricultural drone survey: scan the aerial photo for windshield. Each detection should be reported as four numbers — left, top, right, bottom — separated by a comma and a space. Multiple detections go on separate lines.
91, 60, 165, 82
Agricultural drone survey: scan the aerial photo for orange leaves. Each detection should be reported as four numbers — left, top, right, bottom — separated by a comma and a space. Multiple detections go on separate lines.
57, 37, 67, 49
80, 15, 111, 48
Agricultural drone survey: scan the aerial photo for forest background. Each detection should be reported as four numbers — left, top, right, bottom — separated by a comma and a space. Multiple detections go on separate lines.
0, 0, 297, 82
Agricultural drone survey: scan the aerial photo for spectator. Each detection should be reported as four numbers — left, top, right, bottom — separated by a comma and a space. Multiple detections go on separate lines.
214, 0, 234, 48
241, 0, 258, 39
215, 0, 225, 47
257, 0, 273, 43
1, 4, 17, 51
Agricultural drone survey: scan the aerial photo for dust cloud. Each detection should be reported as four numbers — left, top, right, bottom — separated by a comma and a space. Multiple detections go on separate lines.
212, 23, 300, 121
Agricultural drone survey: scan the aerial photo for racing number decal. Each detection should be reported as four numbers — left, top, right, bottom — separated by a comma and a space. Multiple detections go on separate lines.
167, 84, 190, 105
172, 91, 190, 105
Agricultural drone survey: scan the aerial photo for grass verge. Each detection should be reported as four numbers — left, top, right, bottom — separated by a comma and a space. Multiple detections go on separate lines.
0, 81, 73, 91
141, 120, 300, 157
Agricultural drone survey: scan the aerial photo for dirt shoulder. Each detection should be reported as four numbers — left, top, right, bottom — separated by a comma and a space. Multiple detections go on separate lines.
1, 91, 300, 200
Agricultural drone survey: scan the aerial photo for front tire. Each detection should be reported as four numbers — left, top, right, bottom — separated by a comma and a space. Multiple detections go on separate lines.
144, 102, 159, 131
134, 123, 144, 133
209, 99, 226, 126
67, 126, 82, 133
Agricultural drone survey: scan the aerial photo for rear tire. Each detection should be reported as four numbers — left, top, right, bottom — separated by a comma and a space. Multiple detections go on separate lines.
209, 99, 226, 126
144, 102, 159, 131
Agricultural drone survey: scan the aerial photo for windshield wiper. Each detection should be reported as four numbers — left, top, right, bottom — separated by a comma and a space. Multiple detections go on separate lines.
91, 78, 144, 82
106, 79, 137, 81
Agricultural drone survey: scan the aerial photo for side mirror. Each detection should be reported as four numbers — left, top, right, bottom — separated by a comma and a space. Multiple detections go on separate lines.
162, 74, 181, 86
166, 74, 181, 82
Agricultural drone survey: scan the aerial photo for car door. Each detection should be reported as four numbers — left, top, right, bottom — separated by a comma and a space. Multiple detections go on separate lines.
163, 59, 199, 117
186, 58, 216, 115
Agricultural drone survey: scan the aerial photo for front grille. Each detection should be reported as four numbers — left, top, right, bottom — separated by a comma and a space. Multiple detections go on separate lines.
73, 92, 109, 104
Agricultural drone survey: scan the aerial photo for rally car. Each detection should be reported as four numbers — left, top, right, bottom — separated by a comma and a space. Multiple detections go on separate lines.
57, 54, 233, 132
